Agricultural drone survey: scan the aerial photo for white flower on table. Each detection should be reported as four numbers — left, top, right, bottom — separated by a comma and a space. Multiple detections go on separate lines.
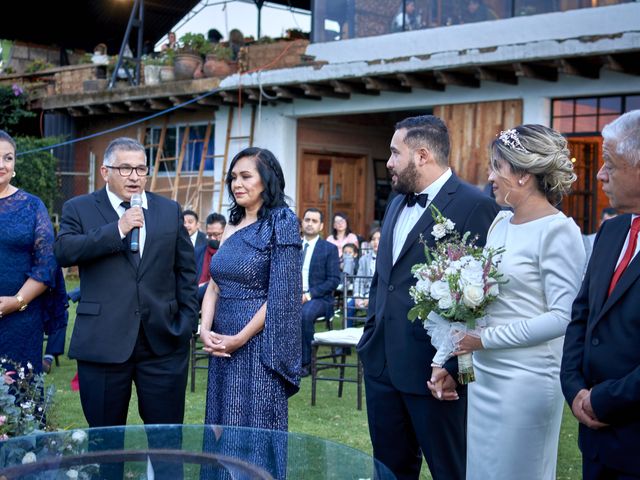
22, 452, 37, 464
71, 430, 87, 443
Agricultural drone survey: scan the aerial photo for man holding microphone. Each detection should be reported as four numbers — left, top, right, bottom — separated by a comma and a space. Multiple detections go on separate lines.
55, 137, 198, 433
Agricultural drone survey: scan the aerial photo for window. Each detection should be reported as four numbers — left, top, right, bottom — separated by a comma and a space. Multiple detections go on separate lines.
551, 94, 639, 135
145, 123, 215, 175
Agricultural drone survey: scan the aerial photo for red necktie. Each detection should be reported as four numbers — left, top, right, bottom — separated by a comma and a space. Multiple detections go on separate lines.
608, 216, 640, 296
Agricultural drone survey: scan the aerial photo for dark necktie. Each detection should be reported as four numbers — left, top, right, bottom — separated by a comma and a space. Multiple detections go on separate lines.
301, 242, 309, 263
608, 216, 640, 296
120, 201, 141, 267
406, 192, 428, 208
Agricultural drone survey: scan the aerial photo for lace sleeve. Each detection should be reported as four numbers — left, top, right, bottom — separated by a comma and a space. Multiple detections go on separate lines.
29, 196, 57, 287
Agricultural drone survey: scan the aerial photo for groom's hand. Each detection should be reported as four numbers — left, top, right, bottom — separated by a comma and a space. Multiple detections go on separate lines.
428, 367, 459, 401
571, 388, 608, 429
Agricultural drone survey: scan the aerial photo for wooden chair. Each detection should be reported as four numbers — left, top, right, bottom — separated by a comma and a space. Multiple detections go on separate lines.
310, 328, 364, 410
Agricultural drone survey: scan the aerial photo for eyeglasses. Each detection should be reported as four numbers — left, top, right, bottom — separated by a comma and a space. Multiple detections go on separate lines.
207, 232, 223, 239
105, 165, 149, 177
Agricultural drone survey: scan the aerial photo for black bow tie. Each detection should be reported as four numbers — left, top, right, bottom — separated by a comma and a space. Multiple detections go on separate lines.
406, 192, 428, 208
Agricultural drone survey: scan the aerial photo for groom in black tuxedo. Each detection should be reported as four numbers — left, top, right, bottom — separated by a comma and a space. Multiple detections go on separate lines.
357, 115, 499, 480
561, 110, 640, 480
55, 137, 198, 430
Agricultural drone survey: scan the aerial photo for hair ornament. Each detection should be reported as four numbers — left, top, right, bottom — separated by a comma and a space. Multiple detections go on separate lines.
498, 129, 529, 153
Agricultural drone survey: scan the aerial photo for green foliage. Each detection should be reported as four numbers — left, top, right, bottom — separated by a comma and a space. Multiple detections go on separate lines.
24, 58, 53, 74
0, 85, 34, 133
208, 44, 233, 61
13, 136, 61, 213
178, 33, 213, 55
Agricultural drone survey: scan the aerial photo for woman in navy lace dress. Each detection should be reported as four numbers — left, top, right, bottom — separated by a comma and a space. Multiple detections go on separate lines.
200, 147, 301, 477
0, 130, 58, 373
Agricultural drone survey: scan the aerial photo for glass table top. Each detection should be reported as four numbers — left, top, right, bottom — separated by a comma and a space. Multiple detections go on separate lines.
0, 424, 395, 479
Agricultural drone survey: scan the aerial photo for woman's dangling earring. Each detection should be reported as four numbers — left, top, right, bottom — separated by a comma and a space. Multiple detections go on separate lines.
12, 171, 16, 178
518, 179, 523, 186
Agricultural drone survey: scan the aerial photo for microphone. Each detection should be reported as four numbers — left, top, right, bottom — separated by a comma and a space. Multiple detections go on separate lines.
130, 193, 142, 253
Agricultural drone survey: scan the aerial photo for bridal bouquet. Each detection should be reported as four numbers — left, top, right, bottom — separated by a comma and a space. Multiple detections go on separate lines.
408, 207, 504, 384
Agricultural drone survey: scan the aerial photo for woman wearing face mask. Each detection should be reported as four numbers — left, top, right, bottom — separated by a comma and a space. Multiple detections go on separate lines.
199, 147, 301, 479
455, 125, 585, 479
0, 130, 64, 375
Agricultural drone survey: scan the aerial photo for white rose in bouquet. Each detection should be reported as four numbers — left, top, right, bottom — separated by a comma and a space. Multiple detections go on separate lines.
432, 223, 447, 240
438, 294, 454, 310
416, 278, 432, 295
22, 452, 37, 464
430, 280, 450, 300
459, 261, 484, 287
463, 284, 485, 308
444, 219, 455, 231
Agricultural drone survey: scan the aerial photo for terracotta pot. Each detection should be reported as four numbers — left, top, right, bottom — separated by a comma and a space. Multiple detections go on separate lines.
159, 65, 175, 83
174, 52, 202, 80
203, 55, 237, 78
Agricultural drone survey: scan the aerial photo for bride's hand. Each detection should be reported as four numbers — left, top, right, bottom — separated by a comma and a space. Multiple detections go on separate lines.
455, 334, 484, 355
208, 332, 245, 357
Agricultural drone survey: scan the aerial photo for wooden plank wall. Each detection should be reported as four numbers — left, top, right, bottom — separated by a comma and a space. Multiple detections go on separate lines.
435, 99, 523, 186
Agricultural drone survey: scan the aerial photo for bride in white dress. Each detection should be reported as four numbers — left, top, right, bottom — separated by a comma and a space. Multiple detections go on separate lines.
457, 125, 586, 480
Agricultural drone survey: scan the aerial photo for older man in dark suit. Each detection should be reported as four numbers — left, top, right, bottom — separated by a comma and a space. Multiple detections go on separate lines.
55, 137, 198, 430
300, 207, 340, 376
561, 110, 640, 480
357, 115, 499, 480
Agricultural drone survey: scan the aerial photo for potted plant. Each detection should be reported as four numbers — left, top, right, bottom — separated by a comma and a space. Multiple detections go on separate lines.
203, 44, 236, 78
159, 48, 176, 83
174, 33, 212, 80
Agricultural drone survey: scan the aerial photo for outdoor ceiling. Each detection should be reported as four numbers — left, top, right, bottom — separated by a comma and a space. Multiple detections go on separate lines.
1, 0, 201, 54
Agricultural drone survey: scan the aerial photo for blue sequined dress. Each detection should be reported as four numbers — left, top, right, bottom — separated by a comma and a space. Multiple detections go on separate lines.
203, 207, 302, 478
0, 190, 57, 372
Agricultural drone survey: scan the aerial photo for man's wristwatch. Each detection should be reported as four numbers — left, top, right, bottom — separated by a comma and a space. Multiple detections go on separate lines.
15, 294, 28, 312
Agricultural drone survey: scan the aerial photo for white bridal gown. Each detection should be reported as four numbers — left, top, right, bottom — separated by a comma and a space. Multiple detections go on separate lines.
467, 211, 585, 480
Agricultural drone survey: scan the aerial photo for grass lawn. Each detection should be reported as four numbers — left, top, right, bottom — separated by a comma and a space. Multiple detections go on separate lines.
45, 280, 582, 479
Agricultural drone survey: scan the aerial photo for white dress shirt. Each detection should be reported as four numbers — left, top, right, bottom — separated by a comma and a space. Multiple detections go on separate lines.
106, 186, 148, 257
189, 231, 198, 247
301, 235, 320, 293
392, 168, 452, 264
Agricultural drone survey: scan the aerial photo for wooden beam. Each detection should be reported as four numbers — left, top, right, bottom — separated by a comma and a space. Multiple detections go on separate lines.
147, 98, 172, 111
300, 83, 350, 99
396, 73, 444, 91
475, 67, 518, 85
558, 58, 601, 79
106, 103, 127, 114
124, 100, 148, 112
330, 80, 379, 96
605, 53, 640, 76
84, 105, 107, 115
66, 107, 84, 117
273, 86, 308, 100
168, 96, 197, 110
434, 71, 480, 88
363, 76, 411, 93
514, 62, 558, 82
195, 95, 222, 107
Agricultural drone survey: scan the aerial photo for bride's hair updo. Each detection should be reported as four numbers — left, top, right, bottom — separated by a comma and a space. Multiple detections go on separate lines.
490, 124, 576, 205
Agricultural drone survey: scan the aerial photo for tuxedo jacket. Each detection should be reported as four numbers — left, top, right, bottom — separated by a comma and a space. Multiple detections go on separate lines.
195, 230, 207, 249
357, 174, 499, 394
54, 188, 199, 363
561, 214, 640, 475
307, 238, 341, 317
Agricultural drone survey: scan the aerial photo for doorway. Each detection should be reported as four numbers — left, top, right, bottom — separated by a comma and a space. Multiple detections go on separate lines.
298, 151, 368, 238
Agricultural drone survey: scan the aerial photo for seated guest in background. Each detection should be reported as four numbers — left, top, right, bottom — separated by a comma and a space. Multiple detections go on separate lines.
184, 209, 206, 249
300, 208, 340, 376
326, 212, 359, 258
346, 228, 380, 327
582, 207, 618, 263
561, 110, 640, 480
162, 31, 177, 52
341, 242, 359, 275
195, 213, 226, 304
460, 0, 498, 24
229, 28, 245, 61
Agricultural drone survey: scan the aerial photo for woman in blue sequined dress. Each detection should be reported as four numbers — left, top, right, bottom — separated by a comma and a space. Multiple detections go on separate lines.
200, 147, 302, 478
0, 130, 59, 373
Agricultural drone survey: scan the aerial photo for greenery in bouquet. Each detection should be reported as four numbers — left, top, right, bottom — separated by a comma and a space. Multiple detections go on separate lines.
407, 206, 505, 383
0, 358, 52, 440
